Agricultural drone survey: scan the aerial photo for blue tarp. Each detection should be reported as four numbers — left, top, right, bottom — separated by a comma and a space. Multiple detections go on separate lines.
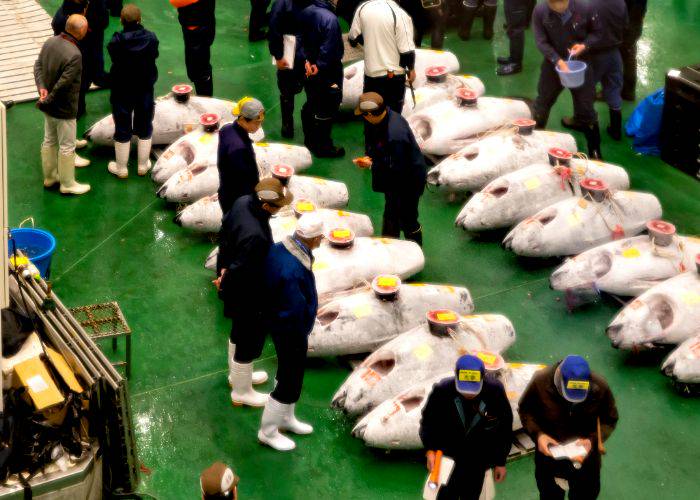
625, 89, 665, 156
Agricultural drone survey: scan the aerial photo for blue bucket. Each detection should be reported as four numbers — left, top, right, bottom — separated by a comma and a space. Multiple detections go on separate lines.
8, 228, 57, 279
556, 60, 587, 89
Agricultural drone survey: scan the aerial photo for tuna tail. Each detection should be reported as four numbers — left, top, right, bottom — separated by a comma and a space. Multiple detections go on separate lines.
426, 167, 441, 186
173, 213, 183, 226
331, 390, 347, 410
502, 231, 514, 250
351, 421, 367, 440
156, 185, 168, 198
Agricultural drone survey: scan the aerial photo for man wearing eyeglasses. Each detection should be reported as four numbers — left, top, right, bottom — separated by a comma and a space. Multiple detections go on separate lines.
353, 92, 426, 245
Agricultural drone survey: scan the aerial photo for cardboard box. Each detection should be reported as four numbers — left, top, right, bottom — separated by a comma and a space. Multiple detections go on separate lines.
13, 357, 64, 410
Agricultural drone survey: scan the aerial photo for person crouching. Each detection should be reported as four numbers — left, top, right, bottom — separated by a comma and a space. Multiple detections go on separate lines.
257, 213, 323, 451
106, 4, 159, 178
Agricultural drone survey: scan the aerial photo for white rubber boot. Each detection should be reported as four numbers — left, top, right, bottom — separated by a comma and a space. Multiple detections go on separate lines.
258, 397, 296, 451
41, 145, 59, 188
137, 138, 153, 176
228, 342, 268, 386
58, 153, 90, 195
108, 141, 130, 179
280, 403, 314, 435
75, 138, 87, 149
74, 153, 90, 167
230, 362, 268, 407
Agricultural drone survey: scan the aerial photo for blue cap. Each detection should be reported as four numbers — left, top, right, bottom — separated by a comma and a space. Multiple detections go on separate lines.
560, 355, 591, 403
455, 355, 485, 395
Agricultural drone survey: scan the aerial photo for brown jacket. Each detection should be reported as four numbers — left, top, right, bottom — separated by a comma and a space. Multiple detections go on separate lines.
34, 33, 82, 119
518, 363, 618, 455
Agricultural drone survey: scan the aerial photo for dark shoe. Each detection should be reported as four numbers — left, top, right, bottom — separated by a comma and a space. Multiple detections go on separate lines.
497, 62, 522, 76
584, 123, 603, 160
406, 227, 423, 247
497, 56, 511, 65
607, 108, 622, 141
534, 111, 550, 129
621, 90, 636, 102
561, 116, 587, 132
458, 7, 478, 40
482, 6, 497, 40
313, 146, 345, 158
248, 31, 267, 42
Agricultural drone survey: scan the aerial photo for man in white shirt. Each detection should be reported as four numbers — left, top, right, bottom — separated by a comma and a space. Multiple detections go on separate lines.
348, 0, 417, 112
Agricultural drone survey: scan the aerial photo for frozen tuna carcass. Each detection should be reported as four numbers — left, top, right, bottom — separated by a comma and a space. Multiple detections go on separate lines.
408, 95, 532, 156
85, 85, 264, 146
352, 362, 544, 449
551, 227, 700, 296
151, 125, 312, 184
341, 48, 460, 110
662, 335, 700, 389
158, 166, 349, 205
331, 313, 516, 416
427, 130, 577, 192
400, 73, 486, 118
607, 264, 700, 350
176, 195, 370, 235
308, 282, 474, 357
503, 183, 663, 258
456, 160, 630, 231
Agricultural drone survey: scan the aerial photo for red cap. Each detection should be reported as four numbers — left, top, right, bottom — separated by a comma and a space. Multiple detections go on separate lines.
272, 164, 295, 179
548, 147, 573, 161
580, 178, 608, 191
513, 118, 536, 135
172, 84, 193, 95
647, 220, 676, 235
199, 113, 220, 126
425, 65, 448, 77
456, 88, 478, 106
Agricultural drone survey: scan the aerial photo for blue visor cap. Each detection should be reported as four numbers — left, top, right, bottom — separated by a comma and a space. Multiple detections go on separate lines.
560, 355, 591, 403
455, 355, 485, 395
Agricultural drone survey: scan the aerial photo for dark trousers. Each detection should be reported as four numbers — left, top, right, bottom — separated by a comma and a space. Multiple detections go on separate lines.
436, 460, 488, 500
504, 0, 529, 64
534, 452, 601, 500
534, 59, 597, 127
277, 63, 305, 125
230, 313, 267, 363
363, 74, 407, 113
77, 35, 103, 117
111, 90, 155, 142
591, 49, 623, 111
270, 329, 308, 405
383, 189, 422, 240
182, 25, 215, 96
620, 8, 645, 98
301, 77, 342, 152
249, 0, 271, 37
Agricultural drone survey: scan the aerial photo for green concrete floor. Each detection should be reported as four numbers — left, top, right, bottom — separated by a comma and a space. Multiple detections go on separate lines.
6, 1, 700, 498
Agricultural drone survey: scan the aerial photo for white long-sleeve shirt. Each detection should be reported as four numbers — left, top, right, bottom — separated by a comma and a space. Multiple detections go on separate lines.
349, 0, 416, 78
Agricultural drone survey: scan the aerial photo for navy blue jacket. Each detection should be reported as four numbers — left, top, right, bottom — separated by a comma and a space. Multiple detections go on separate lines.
52, 0, 109, 36
532, 0, 602, 64
299, 0, 344, 86
420, 376, 513, 467
217, 195, 273, 317
590, 0, 628, 52
263, 238, 318, 337
268, 0, 305, 63
365, 109, 426, 194
217, 122, 259, 215
107, 25, 159, 93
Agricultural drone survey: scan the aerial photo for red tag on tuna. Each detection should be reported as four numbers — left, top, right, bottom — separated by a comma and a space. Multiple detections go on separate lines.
612, 225, 625, 240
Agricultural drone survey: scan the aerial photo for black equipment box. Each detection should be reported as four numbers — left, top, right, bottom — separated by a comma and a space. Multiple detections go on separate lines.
660, 64, 700, 180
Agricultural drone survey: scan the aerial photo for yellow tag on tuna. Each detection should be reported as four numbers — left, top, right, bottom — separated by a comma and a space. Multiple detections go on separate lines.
312, 261, 328, 271
352, 304, 372, 319
622, 247, 641, 258
256, 142, 269, 147
198, 133, 213, 144
377, 276, 398, 287
566, 380, 590, 390
296, 201, 315, 212
681, 292, 700, 305
458, 370, 481, 382
436, 312, 457, 322
476, 352, 497, 365
524, 177, 541, 190
413, 344, 433, 360
337, 210, 350, 217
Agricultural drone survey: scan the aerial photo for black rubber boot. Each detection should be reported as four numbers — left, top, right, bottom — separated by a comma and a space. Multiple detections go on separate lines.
585, 123, 603, 160
497, 56, 511, 65
534, 111, 550, 129
406, 226, 423, 247
482, 5, 497, 40
280, 95, 295, 139
607, 108, 622, 141
194, 77, 213, 97
458, 6, 478, 40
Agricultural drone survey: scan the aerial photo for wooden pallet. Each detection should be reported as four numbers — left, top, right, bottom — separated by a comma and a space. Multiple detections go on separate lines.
0, 0, 53, 103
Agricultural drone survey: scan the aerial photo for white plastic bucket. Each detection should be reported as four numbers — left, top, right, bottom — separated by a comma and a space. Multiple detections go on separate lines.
556, 60, 587, 89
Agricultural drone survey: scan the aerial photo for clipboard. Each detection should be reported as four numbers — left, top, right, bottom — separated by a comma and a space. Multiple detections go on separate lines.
272, 35, 296, 70
422, 453, 455, 500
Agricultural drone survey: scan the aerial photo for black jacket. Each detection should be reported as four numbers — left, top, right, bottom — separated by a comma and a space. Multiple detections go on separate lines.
590, 0, 628, 52
34, 34, 82, 119
217, 122, 259, 215
518, 363, 618, 463
107, 24, 159, 92
420, 376, 513, 468
174, 0, 216, 29
532, 0, 602, 64
299, 0, 344, 86
365, 109, 427, 194
217, 195, 274, 318
268, 0, 305, 62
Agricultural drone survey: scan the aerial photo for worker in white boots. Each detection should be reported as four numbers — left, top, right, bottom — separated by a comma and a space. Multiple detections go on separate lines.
34, 14, 91, 195
257, 213, 322, 451
106, 4, 159, 178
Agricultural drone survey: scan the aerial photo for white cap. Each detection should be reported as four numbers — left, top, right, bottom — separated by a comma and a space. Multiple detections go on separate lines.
295, 213, 325, 239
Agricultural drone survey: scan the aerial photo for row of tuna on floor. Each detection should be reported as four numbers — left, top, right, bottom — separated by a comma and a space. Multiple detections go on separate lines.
81, 48, 700, 454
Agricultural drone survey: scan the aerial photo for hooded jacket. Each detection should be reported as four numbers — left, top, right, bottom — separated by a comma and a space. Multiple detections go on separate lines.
299, 0, 344, 86
268, 0, 306, 63
107, 24, 159, 92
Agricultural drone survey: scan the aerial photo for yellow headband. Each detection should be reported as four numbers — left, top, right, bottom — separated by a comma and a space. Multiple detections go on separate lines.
233, 96, 253, 116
